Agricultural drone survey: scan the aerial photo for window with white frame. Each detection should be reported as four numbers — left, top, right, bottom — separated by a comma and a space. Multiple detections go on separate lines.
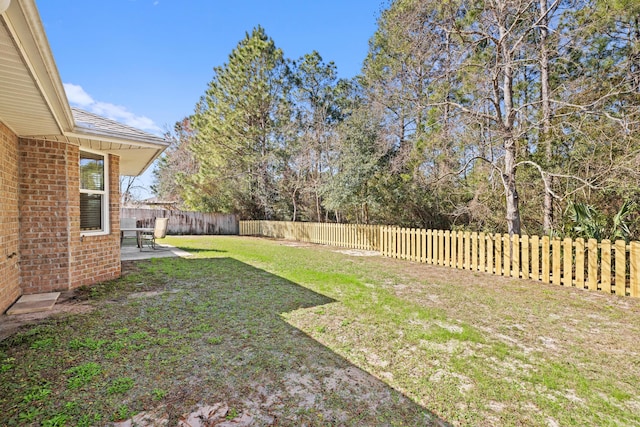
80, 150, 109, 233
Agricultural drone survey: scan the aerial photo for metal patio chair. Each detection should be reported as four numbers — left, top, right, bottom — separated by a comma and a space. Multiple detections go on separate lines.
140, 217, 169, 250
120, 217, 137, 245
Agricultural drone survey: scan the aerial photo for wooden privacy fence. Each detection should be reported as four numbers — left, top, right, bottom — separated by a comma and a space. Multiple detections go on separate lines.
123, 208, 238, 235
240, 220, 379, 251
239, 221, 640, 298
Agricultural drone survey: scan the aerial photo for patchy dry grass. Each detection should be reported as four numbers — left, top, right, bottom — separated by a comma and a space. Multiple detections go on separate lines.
1, 235, 639, 426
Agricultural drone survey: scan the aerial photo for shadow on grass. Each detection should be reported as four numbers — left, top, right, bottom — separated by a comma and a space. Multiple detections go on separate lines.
0, 257, 449, 426
165, 246, 227, 254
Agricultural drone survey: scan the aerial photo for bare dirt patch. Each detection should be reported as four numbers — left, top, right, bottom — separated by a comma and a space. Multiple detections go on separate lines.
332, 249, 380, 257
115, 403, 254, 427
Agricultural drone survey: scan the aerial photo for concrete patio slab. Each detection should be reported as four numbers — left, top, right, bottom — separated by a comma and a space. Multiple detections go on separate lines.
6, 292, 60, 315
121, 243, 191, 262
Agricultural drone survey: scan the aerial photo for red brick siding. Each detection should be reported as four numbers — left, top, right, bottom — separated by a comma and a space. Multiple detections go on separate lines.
0, 122, 21, 313
18, 140, 122, 295
69, 153, 121, 288
18, 139, 71, 294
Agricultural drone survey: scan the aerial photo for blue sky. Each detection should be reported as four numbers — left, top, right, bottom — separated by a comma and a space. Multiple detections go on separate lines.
37, 1, 383, 197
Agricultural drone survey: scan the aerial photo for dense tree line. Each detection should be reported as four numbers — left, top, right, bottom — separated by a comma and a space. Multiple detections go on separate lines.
154, 1, 640, 238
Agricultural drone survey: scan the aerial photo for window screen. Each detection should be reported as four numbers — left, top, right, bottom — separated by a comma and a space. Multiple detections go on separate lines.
80, 151, 107, 232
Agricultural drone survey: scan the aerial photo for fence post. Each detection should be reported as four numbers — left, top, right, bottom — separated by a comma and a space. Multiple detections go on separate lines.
521, 235, 529, 280
403, 228, 409, 260
430, 230, 437, 265
402, 228, 411, 260
563, 238, 573, 288
552, 238, 561, 286
458, 232, 464, 270
445, 230, 451, 268
541, 236, 550, 283
631, 242, 640, 298
512, 234, 520, 279
390, 227, 395, 258
503, 233, 511, 277
405, 227, 410, 260
575, 238, 585, 289
601, 240, 612, 294
615, 240, 626, 296
587, 239, 598, 291
530, 235, 539, 281
495, 233, 502, 276
450, 231, 457, 268
383, 226, 388, 257
464, 232, 471, 270
479, 232, 486, 273
486, 234, 494, 274
471, 232, 478, 271
364, 225, 369, 251
426, 229, 430, 264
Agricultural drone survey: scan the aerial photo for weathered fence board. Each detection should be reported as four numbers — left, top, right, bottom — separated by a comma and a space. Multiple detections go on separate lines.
122, 208, 238, 235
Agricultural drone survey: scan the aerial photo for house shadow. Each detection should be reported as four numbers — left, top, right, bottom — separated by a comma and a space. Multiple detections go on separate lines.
120, 256, 451, 426
0, 256, 450, 425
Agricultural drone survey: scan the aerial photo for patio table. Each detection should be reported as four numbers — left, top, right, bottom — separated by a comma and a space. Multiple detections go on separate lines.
120, 227, 153, 251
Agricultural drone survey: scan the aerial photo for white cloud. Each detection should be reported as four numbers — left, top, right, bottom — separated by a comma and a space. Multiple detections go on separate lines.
64, 83, 94, 106
63, 83, 163, 135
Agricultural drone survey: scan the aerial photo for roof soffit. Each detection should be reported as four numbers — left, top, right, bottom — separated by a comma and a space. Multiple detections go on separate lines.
0, 0, 74, 135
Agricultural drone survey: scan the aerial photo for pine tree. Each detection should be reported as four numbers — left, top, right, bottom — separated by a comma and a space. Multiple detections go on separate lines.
190, 26, 289, 218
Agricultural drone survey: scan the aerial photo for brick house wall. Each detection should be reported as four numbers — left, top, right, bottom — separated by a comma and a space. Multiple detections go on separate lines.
70, 153, 121, 288
18, 139, 72, 294
0, 122, 20, 314
0, 133, 122, 312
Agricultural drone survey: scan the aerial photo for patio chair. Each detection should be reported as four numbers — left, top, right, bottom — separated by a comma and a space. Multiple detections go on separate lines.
120, 217, 137, 245
140, 217, 169, 250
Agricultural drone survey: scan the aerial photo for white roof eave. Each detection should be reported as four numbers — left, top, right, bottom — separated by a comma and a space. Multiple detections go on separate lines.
1, 0, 74, 134
67, 127, 170, 150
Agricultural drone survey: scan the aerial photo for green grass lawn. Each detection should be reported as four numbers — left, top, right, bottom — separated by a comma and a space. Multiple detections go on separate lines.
1, 235, 639, 426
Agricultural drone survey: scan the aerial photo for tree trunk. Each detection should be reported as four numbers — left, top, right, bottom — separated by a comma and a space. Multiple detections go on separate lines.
540, 0, 554, 233
504, 137, 521, 235
499, 10, 521, 236
292, 188, 298, 221
315, 190, 322, 222
363, 202, 369, 224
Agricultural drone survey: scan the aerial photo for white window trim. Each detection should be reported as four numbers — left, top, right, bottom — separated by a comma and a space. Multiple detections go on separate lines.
80, 148, 110, 236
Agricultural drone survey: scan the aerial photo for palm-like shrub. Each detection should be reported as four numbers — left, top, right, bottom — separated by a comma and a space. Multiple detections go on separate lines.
564, 200, 634, 242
